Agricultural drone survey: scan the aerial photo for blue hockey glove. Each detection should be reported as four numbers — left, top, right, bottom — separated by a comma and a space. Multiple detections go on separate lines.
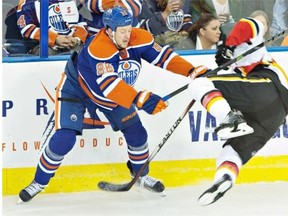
134, 90, 168, 115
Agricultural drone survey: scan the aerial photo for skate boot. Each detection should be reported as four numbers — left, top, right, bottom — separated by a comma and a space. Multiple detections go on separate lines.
127, 161, 165, 193
215, 110, 254, 140
18, 181, 45, 203
135, 175, 165, 193
198, 174, 233, 206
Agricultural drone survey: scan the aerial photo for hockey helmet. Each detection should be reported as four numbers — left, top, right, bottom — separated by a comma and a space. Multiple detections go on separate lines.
103, 6, 133, 31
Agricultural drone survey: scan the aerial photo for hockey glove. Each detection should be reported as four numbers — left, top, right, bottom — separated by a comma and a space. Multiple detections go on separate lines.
134, 90, 168, 115
215, 34, 235, 69
189, 65, 210, 80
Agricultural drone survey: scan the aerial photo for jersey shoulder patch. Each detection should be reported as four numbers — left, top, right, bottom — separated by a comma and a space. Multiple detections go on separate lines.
88, 29, 118, 60
129, 28, 154, 47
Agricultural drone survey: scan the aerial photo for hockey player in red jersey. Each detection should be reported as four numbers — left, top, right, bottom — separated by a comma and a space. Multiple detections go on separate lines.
18, 6, 209, 203
187, 10, 288, 205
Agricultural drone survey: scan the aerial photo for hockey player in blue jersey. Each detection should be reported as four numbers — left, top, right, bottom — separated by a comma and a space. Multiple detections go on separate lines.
18, 6, 210, 202
83, 0, 143, 35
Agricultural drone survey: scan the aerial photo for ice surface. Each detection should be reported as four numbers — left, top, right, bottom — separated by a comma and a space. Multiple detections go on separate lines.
3, 182, 288, 216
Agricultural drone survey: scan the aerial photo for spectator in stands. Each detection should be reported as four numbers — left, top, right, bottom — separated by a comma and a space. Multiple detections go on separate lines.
16, 0, 88, 55
175, 13, 221, 50
270, 0, 288, 45
190, 0, 269, 36
191, 0, 234, 28
4, 3, 38, 55
139, 0, 193, 48
83, 0, 143, 35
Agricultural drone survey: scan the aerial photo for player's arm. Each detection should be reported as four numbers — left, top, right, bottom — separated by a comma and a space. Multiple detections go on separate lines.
82, 58, 167, 115
99, 72, 167, 115
138, 30, 208, 78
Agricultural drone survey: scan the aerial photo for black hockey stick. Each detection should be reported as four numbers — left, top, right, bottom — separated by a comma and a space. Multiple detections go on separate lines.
98, 99, 196, 192
163, 28, 288, 101
97, 28, 288, 192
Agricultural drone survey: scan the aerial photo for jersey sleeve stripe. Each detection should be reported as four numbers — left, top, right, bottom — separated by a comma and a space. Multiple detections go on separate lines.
99, 76, 117, 91
78, 75, 118, 109
155, 47, 173, 67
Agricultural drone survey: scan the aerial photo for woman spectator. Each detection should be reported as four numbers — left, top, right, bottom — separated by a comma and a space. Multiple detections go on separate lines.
175, 13, 221, 50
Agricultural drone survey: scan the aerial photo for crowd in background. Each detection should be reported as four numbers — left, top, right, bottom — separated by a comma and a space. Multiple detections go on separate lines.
2, 0, 288, 57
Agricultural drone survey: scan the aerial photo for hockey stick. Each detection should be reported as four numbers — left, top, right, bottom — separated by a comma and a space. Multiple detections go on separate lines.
39, 111, 55, 154
163, 28, 288, 101
98, 99, 196, 192
97, 29, 288, 192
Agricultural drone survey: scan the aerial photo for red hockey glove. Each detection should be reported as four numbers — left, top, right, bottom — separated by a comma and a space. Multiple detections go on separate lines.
134, 90, 168, 115
189, 65, 210, 80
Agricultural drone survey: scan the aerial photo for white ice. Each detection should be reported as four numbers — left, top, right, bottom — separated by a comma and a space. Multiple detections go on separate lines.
3, 182, 288, 216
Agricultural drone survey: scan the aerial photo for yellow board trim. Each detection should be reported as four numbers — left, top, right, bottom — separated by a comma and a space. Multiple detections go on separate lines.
3, 155, 288, 195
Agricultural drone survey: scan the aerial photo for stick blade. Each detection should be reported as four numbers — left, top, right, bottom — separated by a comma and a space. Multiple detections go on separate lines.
98, 181, 132, 192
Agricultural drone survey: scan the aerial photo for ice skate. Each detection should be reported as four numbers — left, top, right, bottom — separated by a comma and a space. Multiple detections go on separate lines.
134, 175, 165, 193
198, 174, 233, 206
127, 161, 165, 193
18, 181, 45, 203
215, 111, 254, 140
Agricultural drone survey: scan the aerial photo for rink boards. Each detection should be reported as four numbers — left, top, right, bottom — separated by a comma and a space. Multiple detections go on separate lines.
2, 51, 288, 195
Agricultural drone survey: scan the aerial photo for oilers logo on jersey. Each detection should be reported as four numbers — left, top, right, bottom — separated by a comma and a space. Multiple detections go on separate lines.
49, 4, 70, 34
118, 60, 141, 86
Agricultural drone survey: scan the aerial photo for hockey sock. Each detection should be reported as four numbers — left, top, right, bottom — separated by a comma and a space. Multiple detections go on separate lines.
34, 129, 77, 185
201, 90, 231, 123
34, 145, 64, 185
215, 145, 242, 183
214, 161, 239, 184
122, 122, 149, 176
127, 142, 149, 176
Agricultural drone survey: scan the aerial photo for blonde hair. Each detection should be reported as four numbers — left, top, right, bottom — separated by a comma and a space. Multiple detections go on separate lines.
249, 10, 270, 38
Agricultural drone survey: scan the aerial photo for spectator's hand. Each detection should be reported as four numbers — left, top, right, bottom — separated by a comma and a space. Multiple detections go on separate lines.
55, 35, 75, 48
134, 90, 168, 115
189, 65, 210, 80
166, 0, 182, 12
217, 13, 230, 24
66, 36, 81, 48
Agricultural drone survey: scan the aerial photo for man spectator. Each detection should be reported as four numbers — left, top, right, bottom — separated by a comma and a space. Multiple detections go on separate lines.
16, 0, 88, 55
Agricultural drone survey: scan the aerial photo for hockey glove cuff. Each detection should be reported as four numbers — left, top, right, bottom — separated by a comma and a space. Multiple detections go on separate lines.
189, 65, 210, 80
134, 90, 168, 115
215, 38, 235, 69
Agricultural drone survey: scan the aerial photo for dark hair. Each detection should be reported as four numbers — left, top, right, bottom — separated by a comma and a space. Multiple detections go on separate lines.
188, 13, 218, 43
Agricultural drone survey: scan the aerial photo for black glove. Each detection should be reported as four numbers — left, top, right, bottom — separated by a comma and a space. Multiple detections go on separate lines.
215, 34, 235, 69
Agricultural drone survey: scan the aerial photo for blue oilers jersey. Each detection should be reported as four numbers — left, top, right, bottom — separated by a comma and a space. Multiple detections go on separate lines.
75, 28, 194, 110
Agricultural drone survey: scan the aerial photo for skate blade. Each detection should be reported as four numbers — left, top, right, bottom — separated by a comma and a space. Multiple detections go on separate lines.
217, 123, 254, 140
134, 186, 166, 197
17, 198, 24, 204
198, 180, 232, 206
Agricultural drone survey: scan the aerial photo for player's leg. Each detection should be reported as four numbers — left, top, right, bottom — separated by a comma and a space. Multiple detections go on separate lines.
18, 76, 85, 203
102, 105, 165, 193
198, 97, 287, 205
198, 145, 241, 206
188, 77, 253, 139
